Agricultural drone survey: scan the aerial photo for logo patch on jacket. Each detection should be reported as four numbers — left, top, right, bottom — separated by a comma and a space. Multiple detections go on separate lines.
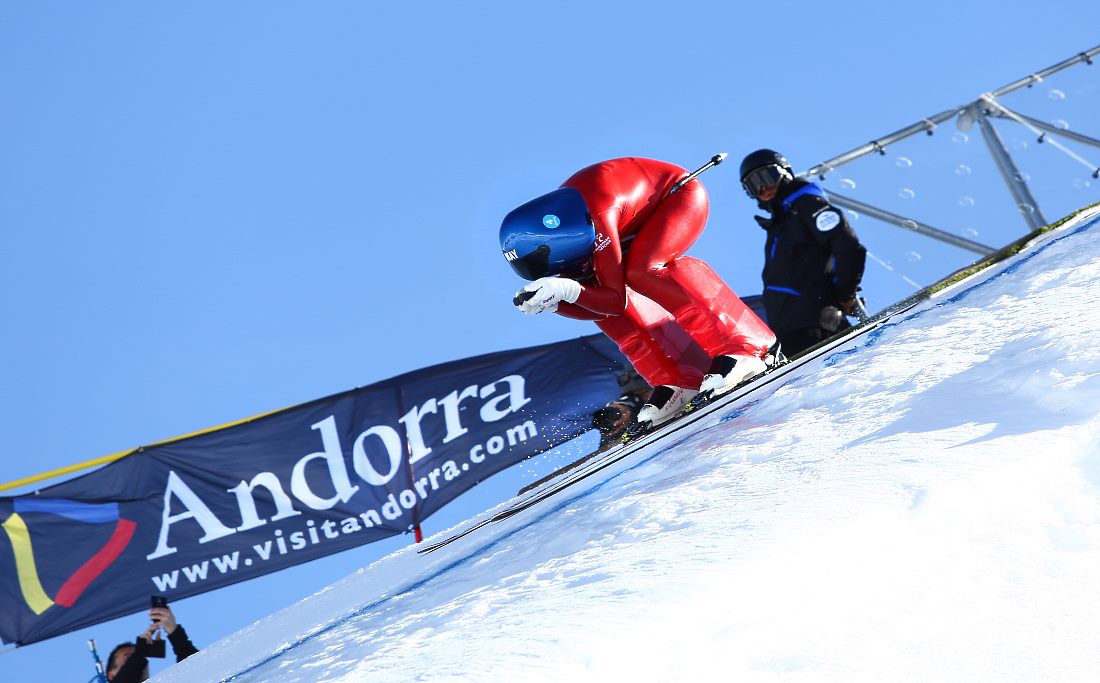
815, 210, 841, 232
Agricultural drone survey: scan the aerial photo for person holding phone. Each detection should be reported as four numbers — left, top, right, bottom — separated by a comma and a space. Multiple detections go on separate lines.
105, 598, 199, 682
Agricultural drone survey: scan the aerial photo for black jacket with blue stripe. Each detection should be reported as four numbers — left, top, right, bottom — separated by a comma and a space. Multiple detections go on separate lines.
759, 180, 866, 335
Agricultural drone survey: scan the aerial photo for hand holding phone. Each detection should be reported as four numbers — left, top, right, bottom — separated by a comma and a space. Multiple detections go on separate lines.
139, 621, 166, 659
149, 595, 178, 636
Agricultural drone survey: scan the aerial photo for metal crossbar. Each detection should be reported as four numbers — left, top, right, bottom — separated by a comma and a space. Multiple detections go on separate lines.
799, 44, 1099, 244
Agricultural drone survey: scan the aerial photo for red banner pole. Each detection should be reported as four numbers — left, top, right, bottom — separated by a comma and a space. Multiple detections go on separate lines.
395, 386, 425, 544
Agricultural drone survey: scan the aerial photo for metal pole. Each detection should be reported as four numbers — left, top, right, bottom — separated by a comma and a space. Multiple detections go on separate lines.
989, 106, 1100, 152
802, 108, 961, 180
984, 100, 1100, 180
825, 191, 996, 255
990, 45, 1100, 98
973, 103, 1049, 231
800, 44, 1100, 180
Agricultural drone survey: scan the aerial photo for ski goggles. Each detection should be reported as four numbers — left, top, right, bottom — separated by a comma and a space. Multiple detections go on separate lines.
742, 165, 790, 198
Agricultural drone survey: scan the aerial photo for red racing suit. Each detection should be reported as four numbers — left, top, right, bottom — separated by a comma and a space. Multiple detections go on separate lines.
554, 157, 775, 389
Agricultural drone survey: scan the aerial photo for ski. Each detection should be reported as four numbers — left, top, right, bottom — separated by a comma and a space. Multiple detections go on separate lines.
516, 442, 618, 496
416, 298, 922, 555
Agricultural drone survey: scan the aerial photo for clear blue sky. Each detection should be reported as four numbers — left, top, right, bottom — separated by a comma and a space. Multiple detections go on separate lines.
1, 2, 1097, 679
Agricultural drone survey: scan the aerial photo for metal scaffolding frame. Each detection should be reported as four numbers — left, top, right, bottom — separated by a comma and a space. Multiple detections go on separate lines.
798, 45, 1100, 252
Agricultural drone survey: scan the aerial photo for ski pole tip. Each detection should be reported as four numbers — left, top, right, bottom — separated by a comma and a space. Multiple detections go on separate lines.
713, 152, 728, 164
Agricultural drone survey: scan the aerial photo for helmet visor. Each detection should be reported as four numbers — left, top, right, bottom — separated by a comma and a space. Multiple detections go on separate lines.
507, 244, 551, 280
742, 165, 789, 198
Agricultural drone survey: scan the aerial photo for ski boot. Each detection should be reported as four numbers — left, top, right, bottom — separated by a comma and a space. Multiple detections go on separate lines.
691, 342, 785, 409
626, 385, 698, 441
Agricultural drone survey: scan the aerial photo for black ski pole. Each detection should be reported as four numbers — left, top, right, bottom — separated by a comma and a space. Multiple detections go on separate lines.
669, 152, 728, 194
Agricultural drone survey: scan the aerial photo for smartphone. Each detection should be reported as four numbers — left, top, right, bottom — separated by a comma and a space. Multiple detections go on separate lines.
147, 595, 169, 658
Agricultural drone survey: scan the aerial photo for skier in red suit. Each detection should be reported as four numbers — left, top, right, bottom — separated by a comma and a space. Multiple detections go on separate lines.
500, 157, 777, 426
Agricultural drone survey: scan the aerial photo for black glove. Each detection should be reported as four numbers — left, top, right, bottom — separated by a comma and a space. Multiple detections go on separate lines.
753, 215, 772, 230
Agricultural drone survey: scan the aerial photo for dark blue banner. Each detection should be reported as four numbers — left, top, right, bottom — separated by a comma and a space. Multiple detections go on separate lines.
0, 334, 627, 645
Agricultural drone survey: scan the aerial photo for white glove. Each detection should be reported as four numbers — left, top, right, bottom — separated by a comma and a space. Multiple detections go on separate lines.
520, 300, 558, 315
513, 277, 581, 315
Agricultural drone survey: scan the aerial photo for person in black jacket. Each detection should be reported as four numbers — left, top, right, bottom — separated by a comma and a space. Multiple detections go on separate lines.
739, 149, 867, 357
106, 605, 199, 682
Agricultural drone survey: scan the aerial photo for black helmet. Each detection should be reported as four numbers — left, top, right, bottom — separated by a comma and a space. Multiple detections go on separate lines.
739, 149, 794, 199
739, 149, 792, 179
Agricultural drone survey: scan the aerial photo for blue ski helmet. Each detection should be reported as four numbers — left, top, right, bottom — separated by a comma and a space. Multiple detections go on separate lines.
500, 186, 596, 280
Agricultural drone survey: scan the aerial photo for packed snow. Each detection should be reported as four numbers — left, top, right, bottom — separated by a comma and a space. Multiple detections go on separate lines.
156, 207, 1100, 682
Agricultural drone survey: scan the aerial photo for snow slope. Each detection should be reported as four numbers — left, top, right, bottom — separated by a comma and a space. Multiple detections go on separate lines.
157, 207, 1100, 682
